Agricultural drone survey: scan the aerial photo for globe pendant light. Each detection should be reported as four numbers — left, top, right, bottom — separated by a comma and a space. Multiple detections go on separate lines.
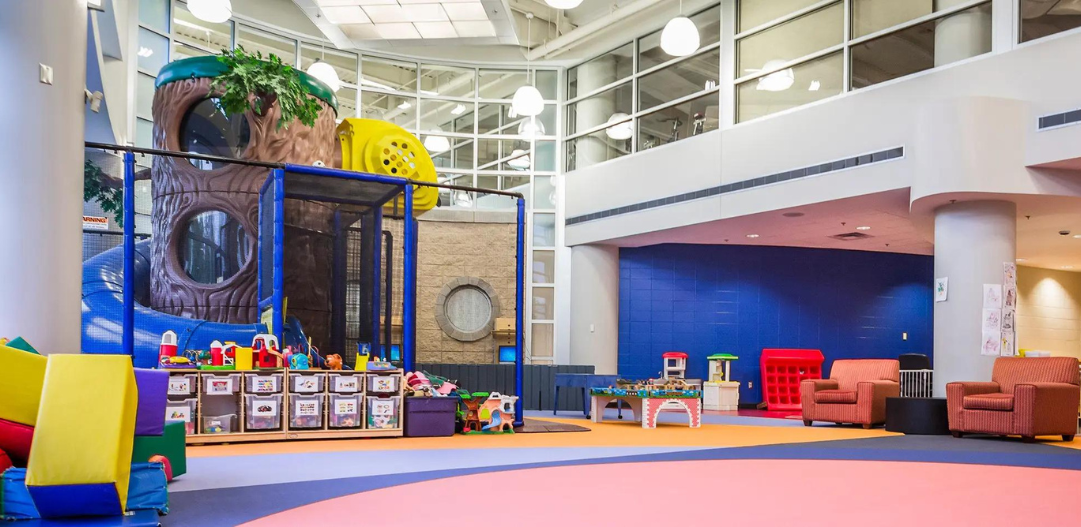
307, 61, 341, 93
423, 127, 450, 153
605, 113, 632, 140
756, 60, 795, 92
661, 0, 699, 57
188, 0, 232, 24
544, 0, 583, 8
512, 13, 544, 117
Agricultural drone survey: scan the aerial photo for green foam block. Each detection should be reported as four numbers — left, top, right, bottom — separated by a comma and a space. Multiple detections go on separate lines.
5, 338, 38, 355
131, 420, 186, 479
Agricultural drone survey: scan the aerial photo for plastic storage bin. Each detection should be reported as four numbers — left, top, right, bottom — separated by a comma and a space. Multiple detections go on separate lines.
245, 373, 283, 394
329, 373, 363, 394
167, 374, 197, 395
245, 394, 282, 431
367, 374, 399, 394
202, 373, 241, 395
329, 393, 362, 429
289, 394, 325, 429
202, 414, 236, 434
165, 398, 197, 435
404, 397, 457, 437
290, 372, 325, 394
366, 396, 400, 429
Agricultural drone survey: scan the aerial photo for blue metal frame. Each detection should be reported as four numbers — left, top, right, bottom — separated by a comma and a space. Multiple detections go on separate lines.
402, 184, 416, 372
272, 169, 286, 343
371, 207, 383, 355
331, 210, 345, 353
122, 152, 136, 358
514, 198, 525, 426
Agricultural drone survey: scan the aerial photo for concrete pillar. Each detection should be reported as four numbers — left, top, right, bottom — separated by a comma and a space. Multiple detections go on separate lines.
574, 56, 617, 169
0, 1, 86, 352
934, 0, 992, 67
569, 245, 619, 374
933, 200, 1016, 395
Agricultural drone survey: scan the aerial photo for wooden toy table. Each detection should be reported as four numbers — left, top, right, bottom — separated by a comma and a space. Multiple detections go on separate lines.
589, 388, 702, 429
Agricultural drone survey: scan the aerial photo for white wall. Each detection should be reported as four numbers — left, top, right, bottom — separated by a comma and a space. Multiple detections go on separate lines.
1017, 266, 1081, 359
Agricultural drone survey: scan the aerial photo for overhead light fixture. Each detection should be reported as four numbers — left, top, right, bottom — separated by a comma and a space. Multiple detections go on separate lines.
507, 149, 532, 170
188, 0, 232, 24
605, 113, 633, 140
756, 60, 795, 92
856, 226, 871, 231
517, 117, 545, 138
545, 0, 583, 8
808, 80, 821, 91
450, 104, 466, 116
512, 13, 544, 117
423, 131, 450, 154
397, 101, 412, 110
307, 60, 341, 93
1064, 266, 1074, 270
746, 234, 760, 239
1016, 258, 1027, 262
138, 47, 154, 58
661, 1, 700, 57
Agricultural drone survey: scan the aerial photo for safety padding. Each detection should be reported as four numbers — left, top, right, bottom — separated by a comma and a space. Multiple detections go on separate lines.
133, 369, 167, 437
0, 419, 34, 467
0, 344, 47, 426
131, 420, 187, 480
4, 337, 39, 355
0, 449, 11, 474
26, 355, 137, 518
2, 464, 167, 521
1, 468, 39, 520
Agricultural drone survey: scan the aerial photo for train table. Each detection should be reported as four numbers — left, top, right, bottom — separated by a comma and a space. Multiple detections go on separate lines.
589, 382, 702, 429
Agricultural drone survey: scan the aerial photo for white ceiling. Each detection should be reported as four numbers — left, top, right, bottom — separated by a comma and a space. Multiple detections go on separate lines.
603, 188, 1081, 273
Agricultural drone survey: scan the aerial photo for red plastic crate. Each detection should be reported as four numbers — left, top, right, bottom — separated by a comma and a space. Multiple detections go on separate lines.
760, 349, 824, 411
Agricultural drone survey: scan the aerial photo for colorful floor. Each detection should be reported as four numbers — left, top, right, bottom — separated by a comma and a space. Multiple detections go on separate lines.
168, 414, 1081, 526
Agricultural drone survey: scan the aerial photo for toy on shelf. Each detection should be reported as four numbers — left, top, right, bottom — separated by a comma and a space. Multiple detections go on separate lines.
160, 355, 196, 369
252, 334, 283, 369
662, 351, 688, 379
158, 330, 178, 363
590, 378, 701, 429
325, 354, 343, 370
290, 353, 310, 370
704, 354, 740, 411
355, 343, 370, 372
367, 360, 396, 371
210, 340, 224, 366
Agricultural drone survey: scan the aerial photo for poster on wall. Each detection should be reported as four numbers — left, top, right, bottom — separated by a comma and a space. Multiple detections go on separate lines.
935, 277, 948, 302
982, 330, 1002, 356
1001, 262, 1019, 356
1002, 333, 1015, 358
983, 284, 1003, 308
982, 308, 1002, 332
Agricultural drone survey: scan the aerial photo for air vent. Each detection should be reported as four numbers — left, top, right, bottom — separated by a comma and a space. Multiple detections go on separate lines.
567, 146, 905, 226
830, 232, 872, 241
1038, 108, 1081, 130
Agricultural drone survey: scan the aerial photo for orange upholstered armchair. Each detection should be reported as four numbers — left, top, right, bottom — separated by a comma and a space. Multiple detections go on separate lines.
801, 359, 900, 428
946, 357, 1080, 443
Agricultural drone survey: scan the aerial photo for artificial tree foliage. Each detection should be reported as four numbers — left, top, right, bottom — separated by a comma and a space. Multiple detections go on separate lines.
84, 159, 124, 227
212, 46, 322, 130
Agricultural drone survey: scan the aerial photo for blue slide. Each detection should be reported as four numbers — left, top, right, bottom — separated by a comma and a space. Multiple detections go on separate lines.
82, 241, 264, 369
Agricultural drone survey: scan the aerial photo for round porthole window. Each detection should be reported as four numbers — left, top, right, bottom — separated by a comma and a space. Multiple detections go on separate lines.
179, 97, 250, 170
179, 210, 251, 284
435, 278, 501, 342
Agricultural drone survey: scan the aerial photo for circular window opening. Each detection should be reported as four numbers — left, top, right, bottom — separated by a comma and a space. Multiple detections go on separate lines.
444, 286, 493, 334
179, 211, 251, 284
179, 97, 251, 170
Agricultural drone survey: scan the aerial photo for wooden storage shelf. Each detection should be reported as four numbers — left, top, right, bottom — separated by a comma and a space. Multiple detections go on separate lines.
166, 368, 405, 444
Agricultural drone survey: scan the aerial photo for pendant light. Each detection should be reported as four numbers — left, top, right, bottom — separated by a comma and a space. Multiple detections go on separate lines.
188, 0, 232, 24
306, 43, 341, 93
605, 113, 633, 140
512, 13, 544, 118
661, 0, 699, 57
544, 0, 582, 8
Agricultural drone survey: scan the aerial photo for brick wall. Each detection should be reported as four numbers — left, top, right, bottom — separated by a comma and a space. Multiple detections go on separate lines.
383, 210, 518, 364
1016, 266, 1081, 358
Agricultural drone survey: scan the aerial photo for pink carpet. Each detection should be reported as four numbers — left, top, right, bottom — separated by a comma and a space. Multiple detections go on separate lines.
243, 459, 1081, 526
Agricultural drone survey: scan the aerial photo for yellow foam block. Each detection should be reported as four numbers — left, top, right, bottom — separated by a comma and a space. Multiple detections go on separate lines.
0, 343, 47, 425
26, 354, 138, 510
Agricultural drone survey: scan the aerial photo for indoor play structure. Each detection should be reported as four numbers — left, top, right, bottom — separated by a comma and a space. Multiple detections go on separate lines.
81, 55, 527, 428
0, 340, 180, 524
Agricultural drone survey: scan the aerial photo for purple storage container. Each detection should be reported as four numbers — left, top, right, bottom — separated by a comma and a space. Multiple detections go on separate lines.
134, 369, 168, 436
403, 397, 458, 437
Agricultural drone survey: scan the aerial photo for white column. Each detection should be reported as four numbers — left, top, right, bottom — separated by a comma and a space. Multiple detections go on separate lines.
934, 0, 992, 67
569, 245, 619, 374
933, 200, 1016, 395
574, 56, 617, 169
0, 1, 87, 352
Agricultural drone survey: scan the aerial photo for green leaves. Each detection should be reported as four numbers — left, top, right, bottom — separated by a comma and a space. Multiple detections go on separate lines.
211, 46, 322, 130
84, 160, 124, 227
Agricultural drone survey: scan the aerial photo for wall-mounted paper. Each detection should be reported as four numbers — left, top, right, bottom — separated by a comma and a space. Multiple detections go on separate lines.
982, 308, 1002, 332
982, 330, 1002, 356
983, 284, 1003, 308
935, 277, 948, 302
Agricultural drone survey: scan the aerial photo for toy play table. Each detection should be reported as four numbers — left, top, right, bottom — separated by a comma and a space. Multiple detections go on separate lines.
589, 387, 702, 429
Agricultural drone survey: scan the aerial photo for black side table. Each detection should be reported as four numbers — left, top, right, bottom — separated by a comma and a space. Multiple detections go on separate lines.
885, 397, 950, 435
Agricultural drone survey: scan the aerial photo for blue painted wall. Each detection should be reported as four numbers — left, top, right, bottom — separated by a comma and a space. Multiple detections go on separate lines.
618, 244, 934, 404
